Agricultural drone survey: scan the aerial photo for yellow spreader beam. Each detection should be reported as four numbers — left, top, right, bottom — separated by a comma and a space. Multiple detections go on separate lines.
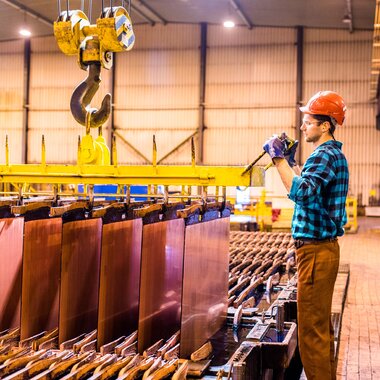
0, 164, 265, 188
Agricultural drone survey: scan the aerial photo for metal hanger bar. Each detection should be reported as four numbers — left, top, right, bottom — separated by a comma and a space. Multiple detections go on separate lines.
229, 0, 253, 29
131, 4, 155, 26
135, 0, 167, 25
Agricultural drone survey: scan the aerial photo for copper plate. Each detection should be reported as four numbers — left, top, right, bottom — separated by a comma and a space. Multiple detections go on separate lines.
97, 219, 143, 349
138, 219, 185, 352
59, 219, 102, 343
180, 218, 230, 358
21, 218, 62, 339
0, 218, 24, 330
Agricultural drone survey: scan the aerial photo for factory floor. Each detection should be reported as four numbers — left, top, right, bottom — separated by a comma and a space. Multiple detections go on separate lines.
335, 216, 380, 379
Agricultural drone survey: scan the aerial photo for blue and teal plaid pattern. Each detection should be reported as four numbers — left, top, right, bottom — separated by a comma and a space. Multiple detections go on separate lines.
288, 140, 349, 240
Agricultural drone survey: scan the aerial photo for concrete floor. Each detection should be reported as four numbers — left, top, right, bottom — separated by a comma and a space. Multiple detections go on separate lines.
336, 217, 380, 379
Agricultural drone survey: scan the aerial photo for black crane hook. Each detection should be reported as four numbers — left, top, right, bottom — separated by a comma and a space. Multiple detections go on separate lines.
70, 63, 111, 129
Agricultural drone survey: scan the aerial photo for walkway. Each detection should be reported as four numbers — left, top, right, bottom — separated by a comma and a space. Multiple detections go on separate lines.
336, 217, 380, 379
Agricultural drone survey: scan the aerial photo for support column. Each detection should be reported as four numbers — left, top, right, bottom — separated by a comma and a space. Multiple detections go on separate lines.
22, 38, 31, 164
198, 23, 207, 164
109, 53, 116, 161
376, 74, 380, 131
296, 26, 304, 165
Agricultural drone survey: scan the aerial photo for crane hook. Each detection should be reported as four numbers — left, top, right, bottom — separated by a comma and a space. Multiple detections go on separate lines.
70, 63, 111, 129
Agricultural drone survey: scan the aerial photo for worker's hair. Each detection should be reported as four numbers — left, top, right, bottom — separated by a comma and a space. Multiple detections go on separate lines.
312, 114, 337, 136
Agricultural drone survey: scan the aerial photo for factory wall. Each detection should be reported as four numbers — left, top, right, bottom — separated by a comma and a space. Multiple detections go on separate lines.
0, 40, 24, 164
205, 26, 296, 167
0, 25, 377, 205
115, 24, 200, 164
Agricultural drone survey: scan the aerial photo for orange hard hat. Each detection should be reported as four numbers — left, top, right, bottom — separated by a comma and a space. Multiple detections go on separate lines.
300, 91, 346, 125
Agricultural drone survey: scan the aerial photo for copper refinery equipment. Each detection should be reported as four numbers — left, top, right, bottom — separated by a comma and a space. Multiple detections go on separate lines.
0, 2, 307, 380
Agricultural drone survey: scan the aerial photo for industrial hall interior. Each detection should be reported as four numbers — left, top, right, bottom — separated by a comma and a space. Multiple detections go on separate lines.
0, 0, 379, 379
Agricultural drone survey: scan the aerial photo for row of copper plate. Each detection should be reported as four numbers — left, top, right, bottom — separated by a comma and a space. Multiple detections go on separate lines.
0, 217, 23, 331
180, 218, 230, 358
0, 201, 231, 359
98, 219, 142, 350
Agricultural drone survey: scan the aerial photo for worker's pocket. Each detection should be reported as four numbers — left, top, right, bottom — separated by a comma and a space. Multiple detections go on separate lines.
296, 249, 316, 285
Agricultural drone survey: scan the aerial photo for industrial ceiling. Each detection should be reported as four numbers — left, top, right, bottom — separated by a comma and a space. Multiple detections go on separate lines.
0, 0, 375, 42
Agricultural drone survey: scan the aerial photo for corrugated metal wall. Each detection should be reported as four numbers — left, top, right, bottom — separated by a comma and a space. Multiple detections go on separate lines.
205, 26, 297, 166
0, 25, 377, 204
303, 29, 378, 205
0, 40, 24, 164
115, 24, 200, 165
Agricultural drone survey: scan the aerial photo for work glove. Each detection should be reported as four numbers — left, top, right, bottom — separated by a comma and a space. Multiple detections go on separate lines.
263, 136, 286, 160
284, 140, 299, 167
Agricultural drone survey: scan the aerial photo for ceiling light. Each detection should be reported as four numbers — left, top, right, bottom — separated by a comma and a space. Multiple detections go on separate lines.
223, 20, 235, 28
19, 29, 32, 37
342, 14, 352, 24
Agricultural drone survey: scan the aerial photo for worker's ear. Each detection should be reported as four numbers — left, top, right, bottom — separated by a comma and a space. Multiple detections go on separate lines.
321, 122, 330, 133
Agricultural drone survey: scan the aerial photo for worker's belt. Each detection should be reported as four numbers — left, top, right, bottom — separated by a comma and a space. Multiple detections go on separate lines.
294, 237, 337, 250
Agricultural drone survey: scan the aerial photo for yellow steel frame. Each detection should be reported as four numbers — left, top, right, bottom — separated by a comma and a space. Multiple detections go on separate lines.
0, 164, 265, 187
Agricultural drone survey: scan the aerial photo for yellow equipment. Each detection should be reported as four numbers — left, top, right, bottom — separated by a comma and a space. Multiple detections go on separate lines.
0, 134, 265, 192
54, 4, 135, 166
345, 197, 358, 233
0, 5, 268, 199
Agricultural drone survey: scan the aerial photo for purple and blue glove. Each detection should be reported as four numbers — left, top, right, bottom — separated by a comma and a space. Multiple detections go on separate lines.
263, 136, 286, 160
284, 140, 299, 167
263, 135, 299, 167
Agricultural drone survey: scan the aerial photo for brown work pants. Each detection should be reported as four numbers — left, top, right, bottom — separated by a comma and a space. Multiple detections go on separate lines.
296, 240, 340, 380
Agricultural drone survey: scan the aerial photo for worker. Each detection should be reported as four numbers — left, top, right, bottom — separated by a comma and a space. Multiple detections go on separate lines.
263, 91, 349, 380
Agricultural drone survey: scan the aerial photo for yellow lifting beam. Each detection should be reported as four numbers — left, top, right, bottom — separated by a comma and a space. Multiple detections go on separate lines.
0, 163, 264, 188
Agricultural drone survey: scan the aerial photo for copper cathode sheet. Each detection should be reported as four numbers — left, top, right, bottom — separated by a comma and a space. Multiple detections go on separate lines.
20, 218, 62, 339
180, 218, 230, 358
97, 219, 143, 349
137, 219, 185, 353
59, 219, 102, 343
0, 218, 24, 330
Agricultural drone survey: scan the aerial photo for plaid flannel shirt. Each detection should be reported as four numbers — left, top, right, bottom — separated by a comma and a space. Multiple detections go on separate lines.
288, 140, 349, 240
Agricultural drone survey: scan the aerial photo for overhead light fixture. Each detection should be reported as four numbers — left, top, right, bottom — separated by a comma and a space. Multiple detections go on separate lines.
223, 20, 235, 28
342, 14, 352, 24
19, 28, 32, 37
19, 11, 31, 37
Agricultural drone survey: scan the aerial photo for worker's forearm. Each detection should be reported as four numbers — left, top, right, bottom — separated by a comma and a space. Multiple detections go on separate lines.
293, 165, 301, 176
273, 158, 296, 192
